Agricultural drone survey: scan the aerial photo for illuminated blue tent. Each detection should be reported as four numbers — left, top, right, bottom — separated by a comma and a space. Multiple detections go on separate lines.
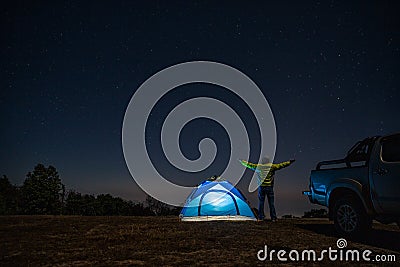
180, 180, 256, 221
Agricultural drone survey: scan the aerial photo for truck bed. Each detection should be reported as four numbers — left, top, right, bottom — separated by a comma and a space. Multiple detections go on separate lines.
307, 166, 369, 206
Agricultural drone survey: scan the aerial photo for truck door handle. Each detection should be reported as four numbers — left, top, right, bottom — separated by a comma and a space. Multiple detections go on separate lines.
375, 168, 388, 175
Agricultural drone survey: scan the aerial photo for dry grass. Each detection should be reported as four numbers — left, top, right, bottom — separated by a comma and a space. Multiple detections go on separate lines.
0, 216, 399, 266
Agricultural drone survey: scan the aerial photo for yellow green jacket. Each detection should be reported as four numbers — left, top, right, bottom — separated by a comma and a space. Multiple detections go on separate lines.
240, 160, 292, 187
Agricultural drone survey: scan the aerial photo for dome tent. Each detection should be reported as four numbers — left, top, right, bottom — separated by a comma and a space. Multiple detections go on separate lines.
180, 180, 256, 221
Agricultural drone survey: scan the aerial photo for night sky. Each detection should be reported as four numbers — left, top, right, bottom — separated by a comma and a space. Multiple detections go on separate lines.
1, 1, 399, 216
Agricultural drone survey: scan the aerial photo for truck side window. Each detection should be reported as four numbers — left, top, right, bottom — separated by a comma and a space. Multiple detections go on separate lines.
381, 135, 400, 162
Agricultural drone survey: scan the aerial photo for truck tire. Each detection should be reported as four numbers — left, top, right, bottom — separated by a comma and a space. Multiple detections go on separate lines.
333, 195, 372, 237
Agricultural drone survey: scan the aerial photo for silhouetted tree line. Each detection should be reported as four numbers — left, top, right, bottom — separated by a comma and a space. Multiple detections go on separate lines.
0, 164, 180, 216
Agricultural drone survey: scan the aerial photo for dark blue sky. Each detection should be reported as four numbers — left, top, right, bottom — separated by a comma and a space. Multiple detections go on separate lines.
1, 1, 399, 215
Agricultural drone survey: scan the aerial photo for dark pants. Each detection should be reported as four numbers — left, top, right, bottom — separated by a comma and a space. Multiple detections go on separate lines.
258, 186, 276, 220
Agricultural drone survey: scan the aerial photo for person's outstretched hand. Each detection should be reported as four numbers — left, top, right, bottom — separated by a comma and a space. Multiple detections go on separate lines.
289, 159, 296, 163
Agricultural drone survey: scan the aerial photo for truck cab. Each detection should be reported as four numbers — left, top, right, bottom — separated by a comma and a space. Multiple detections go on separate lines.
303, 133, 400, 236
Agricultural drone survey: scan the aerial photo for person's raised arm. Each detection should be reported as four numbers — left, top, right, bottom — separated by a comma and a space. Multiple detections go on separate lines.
239, 160, 259, 171
273, 159, 295, 170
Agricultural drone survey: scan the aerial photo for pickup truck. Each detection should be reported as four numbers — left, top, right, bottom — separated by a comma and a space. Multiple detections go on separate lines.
303, 133, 400, 236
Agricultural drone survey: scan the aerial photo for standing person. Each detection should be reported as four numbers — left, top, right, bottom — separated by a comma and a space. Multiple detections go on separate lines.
240, 157, 295, 222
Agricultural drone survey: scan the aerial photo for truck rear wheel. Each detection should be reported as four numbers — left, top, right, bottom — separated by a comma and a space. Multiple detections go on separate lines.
333, 195, 372, 237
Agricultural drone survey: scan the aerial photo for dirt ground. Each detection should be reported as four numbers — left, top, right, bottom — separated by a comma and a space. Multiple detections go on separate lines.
0, 216, 399, 266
